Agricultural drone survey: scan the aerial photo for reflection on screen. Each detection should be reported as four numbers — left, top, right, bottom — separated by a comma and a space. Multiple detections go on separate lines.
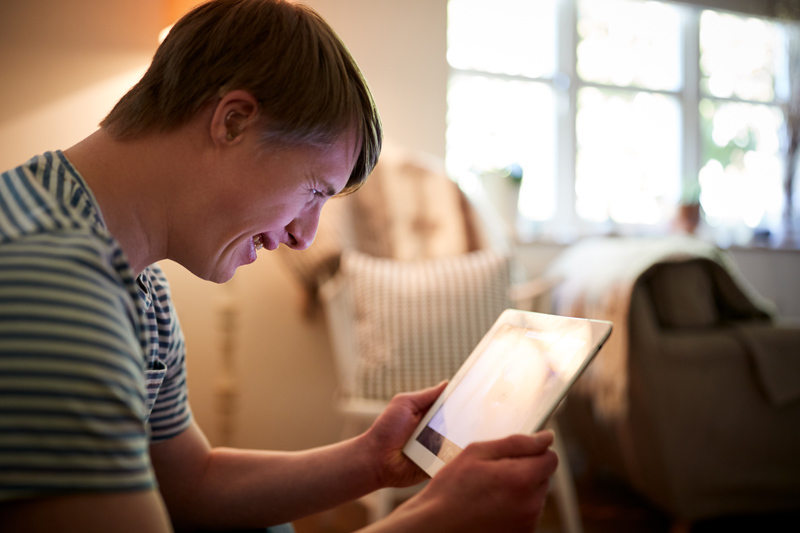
417, 323, 590, 461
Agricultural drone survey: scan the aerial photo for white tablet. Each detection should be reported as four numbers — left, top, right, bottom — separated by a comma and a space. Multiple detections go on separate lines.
402, 309, 612, 477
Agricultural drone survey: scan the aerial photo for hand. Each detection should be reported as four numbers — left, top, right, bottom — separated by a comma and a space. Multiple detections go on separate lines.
362, 381, 448, 489
390, 431, 559, 533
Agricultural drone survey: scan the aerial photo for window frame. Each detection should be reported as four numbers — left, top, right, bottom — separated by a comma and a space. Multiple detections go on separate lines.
446, 0, 792, 244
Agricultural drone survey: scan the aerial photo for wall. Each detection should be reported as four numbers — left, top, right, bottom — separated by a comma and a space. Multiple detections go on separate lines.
727, 247, 800, 321
0, 0, 161, 169
304, 0, 448, 159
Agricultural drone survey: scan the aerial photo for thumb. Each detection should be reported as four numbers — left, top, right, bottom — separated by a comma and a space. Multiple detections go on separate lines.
399, 380, 448, 415
478, 431, 555, 460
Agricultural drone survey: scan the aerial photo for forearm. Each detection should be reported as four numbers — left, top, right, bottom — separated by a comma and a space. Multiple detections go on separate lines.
356, 493, 449, 533
200, 436, 381, 526
153, 425, 383, 530
151, 385, 445, 530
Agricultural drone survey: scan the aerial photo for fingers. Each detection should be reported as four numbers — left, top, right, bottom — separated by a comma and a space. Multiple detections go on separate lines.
498, 447, 559, 493
393, 381, 447, 416
470, 430, 555, 461
530, 448, 560, 484
427, 443, 558, 530
457, 432, 559, 497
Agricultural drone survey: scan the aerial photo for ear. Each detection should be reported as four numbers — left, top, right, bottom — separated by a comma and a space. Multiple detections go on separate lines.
210, 89, 261, 146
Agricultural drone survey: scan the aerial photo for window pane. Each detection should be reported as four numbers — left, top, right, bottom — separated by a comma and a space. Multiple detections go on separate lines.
575, 87, 681, 224
577, 0, 682, 91
699, 99, 784, 233
446, 75, 556, 221
447, 0, 556, 78
699, 10, 782, 102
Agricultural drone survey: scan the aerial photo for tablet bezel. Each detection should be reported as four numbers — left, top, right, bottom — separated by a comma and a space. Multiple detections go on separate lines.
402, 309, 612, 477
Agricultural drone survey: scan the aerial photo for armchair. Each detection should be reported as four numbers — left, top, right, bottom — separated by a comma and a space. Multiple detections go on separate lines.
545, 237, 800, 524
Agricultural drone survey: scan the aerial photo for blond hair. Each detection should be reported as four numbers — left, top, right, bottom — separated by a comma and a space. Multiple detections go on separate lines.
101, 0, 381, 191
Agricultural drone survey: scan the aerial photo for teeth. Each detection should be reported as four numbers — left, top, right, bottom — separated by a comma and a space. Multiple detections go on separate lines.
253, 235, 264, 250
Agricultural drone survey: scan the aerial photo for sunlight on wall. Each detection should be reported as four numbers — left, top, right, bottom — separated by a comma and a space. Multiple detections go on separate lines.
0, 61, 149, 170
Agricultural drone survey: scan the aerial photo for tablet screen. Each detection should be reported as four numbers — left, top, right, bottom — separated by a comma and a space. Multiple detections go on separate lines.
415, 320, 597, 462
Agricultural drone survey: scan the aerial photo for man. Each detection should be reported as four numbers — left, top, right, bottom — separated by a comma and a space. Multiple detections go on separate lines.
0, 1, 557, 531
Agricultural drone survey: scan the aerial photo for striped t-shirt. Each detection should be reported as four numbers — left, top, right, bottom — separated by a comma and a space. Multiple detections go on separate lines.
0, 151, 192, 501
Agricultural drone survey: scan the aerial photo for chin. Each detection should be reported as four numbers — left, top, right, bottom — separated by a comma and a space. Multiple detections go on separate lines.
206, 248, 255, 283
209, 266, 237, 284
193, 260, 235, 284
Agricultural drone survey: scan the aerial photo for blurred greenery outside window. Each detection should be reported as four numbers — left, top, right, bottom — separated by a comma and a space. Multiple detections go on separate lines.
446, 0, 800, 247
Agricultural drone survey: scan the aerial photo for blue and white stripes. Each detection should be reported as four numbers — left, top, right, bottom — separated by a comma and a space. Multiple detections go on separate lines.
0, 152, 191, 501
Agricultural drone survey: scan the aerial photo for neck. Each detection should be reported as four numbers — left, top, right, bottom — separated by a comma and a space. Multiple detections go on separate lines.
63, 127, 200, 275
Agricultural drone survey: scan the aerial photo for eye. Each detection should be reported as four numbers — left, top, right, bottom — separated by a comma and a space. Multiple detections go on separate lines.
311, 188, 325, 199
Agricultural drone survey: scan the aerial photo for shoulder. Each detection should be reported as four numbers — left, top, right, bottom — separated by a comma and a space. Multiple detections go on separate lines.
0, 229, 143, 372
2, 229, 134, 300
0, 234, 143, 362
0, 156, 156, 504
0, 244, 153, 502
1, 152, 106, 243
1, 152, 135, 301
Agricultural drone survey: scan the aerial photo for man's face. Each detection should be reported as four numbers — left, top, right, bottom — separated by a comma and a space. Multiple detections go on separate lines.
175, 129, 358, 283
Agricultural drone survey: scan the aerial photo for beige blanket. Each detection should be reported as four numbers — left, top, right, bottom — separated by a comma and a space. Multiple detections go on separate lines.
736, 322, 800, 407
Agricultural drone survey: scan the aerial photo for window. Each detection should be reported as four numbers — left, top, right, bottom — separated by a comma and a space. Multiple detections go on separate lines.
698, 11, 787, 244
446, 0, 798, 246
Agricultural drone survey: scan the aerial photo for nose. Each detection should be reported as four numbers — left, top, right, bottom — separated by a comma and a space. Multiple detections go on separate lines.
285, 208, 322, 251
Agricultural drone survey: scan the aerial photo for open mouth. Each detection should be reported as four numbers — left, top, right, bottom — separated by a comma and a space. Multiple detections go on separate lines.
253, 234, 264, 250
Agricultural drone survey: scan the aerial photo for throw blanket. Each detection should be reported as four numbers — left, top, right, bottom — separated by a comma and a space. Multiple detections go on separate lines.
736, 323, 800, 407
545, 236, 775, 421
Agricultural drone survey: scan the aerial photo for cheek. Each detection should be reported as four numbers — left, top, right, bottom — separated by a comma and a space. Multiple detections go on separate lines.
284, 202, 324, 233
262, 201, 307, 229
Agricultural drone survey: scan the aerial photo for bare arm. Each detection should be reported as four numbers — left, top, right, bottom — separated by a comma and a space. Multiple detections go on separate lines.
149, 380, 557, 532
0, 490, 172, 533
150, 422, 380, 529
149, 383, 446, 530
